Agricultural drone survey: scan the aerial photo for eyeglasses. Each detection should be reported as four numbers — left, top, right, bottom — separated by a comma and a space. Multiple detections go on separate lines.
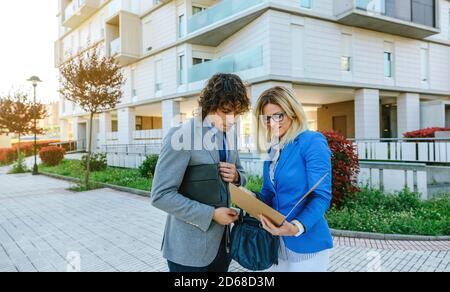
261, 112, 287, 125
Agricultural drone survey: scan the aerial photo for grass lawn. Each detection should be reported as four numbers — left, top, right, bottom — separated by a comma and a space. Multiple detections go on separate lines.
40, 160, 152, 191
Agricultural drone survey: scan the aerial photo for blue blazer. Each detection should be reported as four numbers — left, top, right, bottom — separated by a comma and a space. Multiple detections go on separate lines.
260, 130, 333, 254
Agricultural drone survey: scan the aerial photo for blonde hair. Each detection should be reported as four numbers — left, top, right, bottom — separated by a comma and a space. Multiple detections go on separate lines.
254, 86, 308, 151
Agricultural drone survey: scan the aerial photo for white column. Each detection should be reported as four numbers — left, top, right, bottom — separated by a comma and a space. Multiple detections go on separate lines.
59, 119, 69, 141
397, 93, 420, 137
99, 112, 112, 147
355, 89, 380, 139
118, 107, 136, 145
162, 100, 182, 137
73, 117, 80, 142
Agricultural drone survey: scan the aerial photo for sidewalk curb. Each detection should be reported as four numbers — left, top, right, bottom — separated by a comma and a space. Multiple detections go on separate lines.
331, 229, 450, 242
39, 172, 150, 197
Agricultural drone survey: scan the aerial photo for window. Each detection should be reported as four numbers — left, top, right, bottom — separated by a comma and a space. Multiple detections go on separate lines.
341, 33, 352, 72
178, 54, 186, 85
341, 57, 352, 72
193, 57, 211, 65
300, 0, 312, 9
421, 48, 429, 82
448, 11, 450, 40
384, 52, 393, 78
155, 60, 163, 92
131, 68, 137, 97
178, 14, 186, 38
411, 0, 435, 27
192, 6, 205, 15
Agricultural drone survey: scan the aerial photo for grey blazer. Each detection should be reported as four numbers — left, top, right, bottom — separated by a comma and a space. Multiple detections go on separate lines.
150, 118, 247, 267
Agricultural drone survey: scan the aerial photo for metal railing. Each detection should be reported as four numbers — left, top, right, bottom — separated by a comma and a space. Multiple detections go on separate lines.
50, 139, 87, 152
352, 137, 450, 164
100, 142, 163, 168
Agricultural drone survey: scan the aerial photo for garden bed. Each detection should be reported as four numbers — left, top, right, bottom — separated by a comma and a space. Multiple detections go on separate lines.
39, 160, 152, 191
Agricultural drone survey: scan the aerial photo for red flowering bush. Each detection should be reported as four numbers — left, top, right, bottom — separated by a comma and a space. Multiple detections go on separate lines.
404, 128, 450, 138
0, 148, 16, 165
39, 146, 65, 166
12, 144, 33, 156
12, 140, 61, 152
320, 131, 360, 207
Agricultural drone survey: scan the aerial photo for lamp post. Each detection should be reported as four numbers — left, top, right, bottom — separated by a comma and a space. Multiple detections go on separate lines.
27, 76, 42, 175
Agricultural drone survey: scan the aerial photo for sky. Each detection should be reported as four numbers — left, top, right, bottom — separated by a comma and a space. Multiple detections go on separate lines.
0, 0, 58, 104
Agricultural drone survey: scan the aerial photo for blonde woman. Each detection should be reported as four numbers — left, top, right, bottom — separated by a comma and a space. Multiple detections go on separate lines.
254, 86, 333, 272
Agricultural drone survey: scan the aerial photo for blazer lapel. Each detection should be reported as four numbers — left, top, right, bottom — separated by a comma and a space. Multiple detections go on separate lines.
202, 125, 220, 164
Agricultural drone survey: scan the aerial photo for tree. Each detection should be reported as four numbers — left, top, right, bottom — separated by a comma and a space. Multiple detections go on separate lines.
59, 46, 125, 189
0, 91, 47, 158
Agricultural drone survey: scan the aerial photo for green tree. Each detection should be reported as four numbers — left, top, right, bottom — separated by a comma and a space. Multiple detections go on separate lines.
59, 46, 125, 189
0, 91, 47, 159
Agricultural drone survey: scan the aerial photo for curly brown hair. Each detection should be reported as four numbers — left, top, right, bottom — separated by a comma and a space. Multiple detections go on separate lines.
198, 73, 251, 119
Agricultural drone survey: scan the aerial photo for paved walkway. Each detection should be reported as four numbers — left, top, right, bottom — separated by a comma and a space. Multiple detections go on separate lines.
0, 169, 448, 272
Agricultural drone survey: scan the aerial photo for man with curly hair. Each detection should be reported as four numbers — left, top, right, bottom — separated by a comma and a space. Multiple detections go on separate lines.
151, 73, 251, 272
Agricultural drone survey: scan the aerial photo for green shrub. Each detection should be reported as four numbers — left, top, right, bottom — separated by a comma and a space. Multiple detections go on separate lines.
8, 152, 29, 174
326, 188, 450, 236
246, 175, 263, 193
139, 155, 159, 178
81, 153, 107, 172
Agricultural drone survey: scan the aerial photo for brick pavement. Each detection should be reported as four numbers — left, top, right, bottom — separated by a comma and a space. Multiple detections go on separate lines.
0, 169, 448, 272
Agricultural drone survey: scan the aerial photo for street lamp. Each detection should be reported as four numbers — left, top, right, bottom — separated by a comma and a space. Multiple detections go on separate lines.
27, 76, 42, 175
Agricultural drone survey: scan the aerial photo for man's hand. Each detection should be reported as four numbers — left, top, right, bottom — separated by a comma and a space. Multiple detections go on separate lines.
219, 162, 240, 184
213, 208, 239, 225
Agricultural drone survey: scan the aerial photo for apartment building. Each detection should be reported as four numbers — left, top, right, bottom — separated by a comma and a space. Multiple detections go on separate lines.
55, 0, 450, 152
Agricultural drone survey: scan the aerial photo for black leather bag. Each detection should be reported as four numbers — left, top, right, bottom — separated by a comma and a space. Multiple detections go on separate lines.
231, 207, 280, 271
178, 164, 227, 208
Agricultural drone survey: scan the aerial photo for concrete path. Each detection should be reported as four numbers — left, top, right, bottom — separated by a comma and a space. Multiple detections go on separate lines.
0, 169, 448, 272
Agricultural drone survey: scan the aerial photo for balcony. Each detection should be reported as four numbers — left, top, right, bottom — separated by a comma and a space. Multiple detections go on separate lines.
334, 0, 440, 39
188, 46, 263, 83
107, 0, 139, 20
187, 0, 267, 46
63, 0, 101, 28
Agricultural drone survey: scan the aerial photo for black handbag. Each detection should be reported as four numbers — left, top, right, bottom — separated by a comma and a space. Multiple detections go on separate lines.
231, 208, 280, 271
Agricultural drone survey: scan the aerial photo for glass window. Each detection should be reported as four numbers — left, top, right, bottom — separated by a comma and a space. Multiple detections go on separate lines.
421, 48, 429, 82
178, 14, 186, 38
341, 56, 351, 72
384, 52, 393, 78
300, 0, 312, 9
155, 60, 163, 92
192, 6, 205, 15
178, 55, 186, 85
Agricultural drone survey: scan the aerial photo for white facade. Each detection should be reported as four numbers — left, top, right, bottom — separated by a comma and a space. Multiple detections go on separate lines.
56, 0, 450, 149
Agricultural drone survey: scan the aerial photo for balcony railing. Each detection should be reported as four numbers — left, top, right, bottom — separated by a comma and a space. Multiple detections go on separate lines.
335, 0, 439, 38
187, 0, 264, 34
110, 38, 121, 56
108, 0, 139, 18
132, 129, 163, 140
188, 46, 263, 83
356, 0, 386, 14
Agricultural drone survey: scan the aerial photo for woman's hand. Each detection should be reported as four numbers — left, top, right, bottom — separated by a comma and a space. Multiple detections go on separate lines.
260, 215, 300, 237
